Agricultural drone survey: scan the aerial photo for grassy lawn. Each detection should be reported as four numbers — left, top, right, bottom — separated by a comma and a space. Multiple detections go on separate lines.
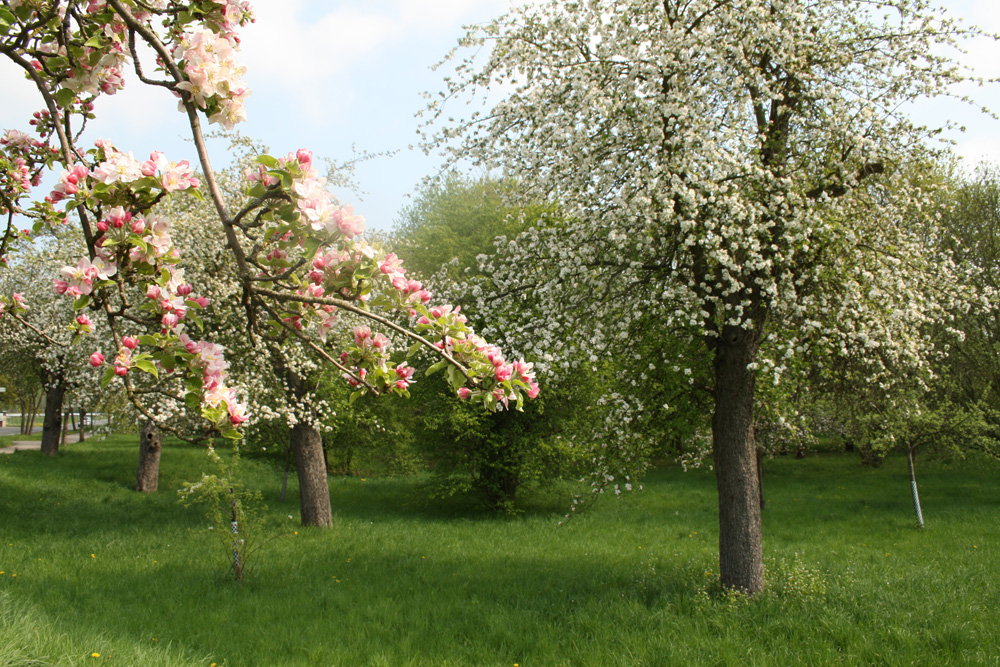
1, 435, 997, 666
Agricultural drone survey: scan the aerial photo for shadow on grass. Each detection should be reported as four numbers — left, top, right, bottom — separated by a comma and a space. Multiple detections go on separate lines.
16, 534, 714, 666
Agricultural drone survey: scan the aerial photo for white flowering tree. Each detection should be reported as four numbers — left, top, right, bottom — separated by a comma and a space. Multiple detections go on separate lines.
0, 233, 113, 454
424, 0, 990, 592
0, 0, 539, 525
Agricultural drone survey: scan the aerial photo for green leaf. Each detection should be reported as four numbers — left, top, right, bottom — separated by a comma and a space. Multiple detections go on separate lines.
185, 391, 201, 412
100, 366, 115, 388
349, 389, 365, 405
159, 352, 175, 373
53, 87, 76, 109
138, 335, 159, 347
84, 35, 103, 47
220, 428, 243, 440
72, 294, 91, 311
302, 235, 322, 258
133, 358, 159, 379
446, 365, 461, 388
425, 360, 449, 376
406, 342, 423, 357
256, 154, 279, 168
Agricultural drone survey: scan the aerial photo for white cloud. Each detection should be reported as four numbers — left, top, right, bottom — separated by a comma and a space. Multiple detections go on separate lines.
241, 1, 397, 82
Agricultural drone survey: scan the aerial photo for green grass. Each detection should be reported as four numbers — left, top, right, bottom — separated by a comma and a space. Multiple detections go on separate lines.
1, 436, 997, 666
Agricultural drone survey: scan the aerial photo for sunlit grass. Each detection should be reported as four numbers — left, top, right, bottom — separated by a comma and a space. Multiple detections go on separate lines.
1, 435, 997, 665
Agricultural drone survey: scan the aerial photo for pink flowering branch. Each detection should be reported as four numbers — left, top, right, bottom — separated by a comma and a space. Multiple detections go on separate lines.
256, 297, 382, 395
253, 286, 472, 382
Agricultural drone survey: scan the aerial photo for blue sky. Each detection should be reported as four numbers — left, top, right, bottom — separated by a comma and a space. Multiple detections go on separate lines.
2, 0, 998, 232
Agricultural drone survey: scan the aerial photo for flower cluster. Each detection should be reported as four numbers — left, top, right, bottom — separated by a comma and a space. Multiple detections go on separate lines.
0, 0, 537, 448
0, 292, 26, 319
242, 150, 541, 411
0, 129, 54, 215
173, 28, 250, 130
44, 139, 243, 434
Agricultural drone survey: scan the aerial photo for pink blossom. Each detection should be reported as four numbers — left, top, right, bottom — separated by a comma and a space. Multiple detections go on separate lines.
353, 326, 372, 348
513, 359, 535, 383
91, 150, 142, 184
228, 400, 248, 425
379, 252, 403, 276
495, 364, 513, 383
113, 348, 131, 376
105, 206, 128, 228
89, 351, 104, 367
141, 151, 162, 176
456, 387, 472, 400
333, 205, 365, 238
527, 383, 541, 399
372, 333, 390, 352
50, 164, 89, 201
492, 387, 510, 409
122, 336, 139, 350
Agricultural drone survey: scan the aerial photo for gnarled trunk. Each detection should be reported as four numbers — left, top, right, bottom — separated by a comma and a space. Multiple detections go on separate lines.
290, 422, 332, 527
712, 324, 764, 594
40, 379, 66, 456
136, 420, 162, 492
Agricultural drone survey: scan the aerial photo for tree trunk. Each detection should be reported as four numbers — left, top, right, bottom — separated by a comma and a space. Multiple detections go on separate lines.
290, 422, 332, 527
907, 445, 924, 529
756, 448, 765, 513
40, 380, 66, 456
20, 390, 41, 436
78, 408, 87, 442
712, 325, 764, 594
136, 420, 162, 493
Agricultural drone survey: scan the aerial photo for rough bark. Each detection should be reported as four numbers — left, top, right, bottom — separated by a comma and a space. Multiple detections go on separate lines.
270, 349, 334, 527
756, 448, 765, 513
712, 324, 764, 594
289, 421, 332, 527
136, 420, 162, 493
78, 408, 87, 442
40, 379, 66, 456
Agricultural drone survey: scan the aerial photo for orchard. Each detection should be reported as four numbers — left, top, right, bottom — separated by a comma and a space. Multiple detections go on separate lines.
0, 6, 998, 658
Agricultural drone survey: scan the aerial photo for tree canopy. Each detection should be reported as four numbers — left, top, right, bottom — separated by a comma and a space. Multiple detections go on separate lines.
425, 0, 993, 592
